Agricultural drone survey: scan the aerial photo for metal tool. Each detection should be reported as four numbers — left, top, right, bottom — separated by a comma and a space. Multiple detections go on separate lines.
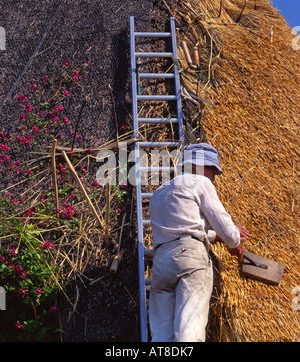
243, 253, 268, 269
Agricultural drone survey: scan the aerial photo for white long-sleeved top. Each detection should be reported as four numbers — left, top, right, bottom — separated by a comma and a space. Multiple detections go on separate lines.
149, 173, 240, 249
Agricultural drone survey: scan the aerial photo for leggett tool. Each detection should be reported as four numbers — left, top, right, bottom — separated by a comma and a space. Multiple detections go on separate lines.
241, 251, 285, 285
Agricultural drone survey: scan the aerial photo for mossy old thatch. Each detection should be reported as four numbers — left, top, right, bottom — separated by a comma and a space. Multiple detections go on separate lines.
173, 0, 300, 341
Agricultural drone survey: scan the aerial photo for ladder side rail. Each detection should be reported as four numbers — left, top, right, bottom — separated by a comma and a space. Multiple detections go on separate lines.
170, 17, 185, 146
130, 16, 148, 343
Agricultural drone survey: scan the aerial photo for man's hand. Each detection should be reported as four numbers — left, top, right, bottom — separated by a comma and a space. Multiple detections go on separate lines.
226, 225, 251, 261
227, 243, 244, 261
236, 225, 251, 242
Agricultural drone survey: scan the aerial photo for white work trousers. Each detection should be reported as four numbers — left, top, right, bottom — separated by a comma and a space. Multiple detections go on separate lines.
149, 235, 213, 342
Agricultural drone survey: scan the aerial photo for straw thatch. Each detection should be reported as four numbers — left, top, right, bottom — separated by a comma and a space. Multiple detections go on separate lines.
172, 0, 300, 341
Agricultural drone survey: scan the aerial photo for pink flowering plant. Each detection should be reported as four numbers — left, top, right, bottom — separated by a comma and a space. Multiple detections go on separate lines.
0, 60, 92, 341
0, 59, 130, 341
0, 220, 59, 341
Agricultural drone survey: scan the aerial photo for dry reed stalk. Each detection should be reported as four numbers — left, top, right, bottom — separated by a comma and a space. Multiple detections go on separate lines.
62, 151, 104, 229
104, 183, 111, 244
51, 139, 59, 210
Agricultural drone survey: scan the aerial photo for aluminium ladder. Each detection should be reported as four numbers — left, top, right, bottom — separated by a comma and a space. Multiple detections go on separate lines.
130, 16, 185, 342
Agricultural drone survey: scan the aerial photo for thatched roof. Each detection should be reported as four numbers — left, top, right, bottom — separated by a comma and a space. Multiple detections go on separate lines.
174, 0, 300, 341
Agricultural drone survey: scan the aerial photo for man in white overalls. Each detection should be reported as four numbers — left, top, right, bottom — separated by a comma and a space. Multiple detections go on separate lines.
149, 143, 250, 342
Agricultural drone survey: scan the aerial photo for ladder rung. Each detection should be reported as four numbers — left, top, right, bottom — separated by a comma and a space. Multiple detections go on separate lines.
141, 193, 153, 199
137, 117, 178, 124
135, 52, 173, 58
139, 73, 175, 79
134, 32, 172, 38
137, 95, 176, 101
142, 220, 151, 226
140, 166, 174, 172
138, 141, 180, 148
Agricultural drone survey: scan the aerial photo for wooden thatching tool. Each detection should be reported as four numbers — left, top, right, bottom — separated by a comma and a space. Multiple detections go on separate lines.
110, 213, 126, 274
181, 41, 196, 69
241, 251, 285, 285
192, 46, 200, 69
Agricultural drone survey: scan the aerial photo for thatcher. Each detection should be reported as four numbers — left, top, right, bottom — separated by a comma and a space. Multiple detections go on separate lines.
170, 0, 300, 341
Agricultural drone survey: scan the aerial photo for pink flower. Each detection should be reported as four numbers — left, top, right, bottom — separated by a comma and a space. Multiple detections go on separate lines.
77, 134, 82, 140
25, 103, 32, 113
117, 208, 122, 213
42, 75, 48, 82
58, 132, 62, 139
83, 59, 91, 68
33, 126, 39, 133
19, 198, 25, 204
35, 287, 43, 295
40, 194, 45, 200
25, 208, 34, 217
26, 169, 32, 175
50, 305, 59, 314
17, 95, 28, 104
55, 208, 61, 214
4, 155, 10, 162
63, 89, 68, 96
63, 60, 70, 67
0, 143, 10, 151
53, 116, 59, 123
19, 113, 26, 122
120, 123, 126, 131
73, 70, 80, 81
19, 288, 28, 296
92, 180, 99, 187
40, 241, 55, 250
15, 265, 23, 273
31, 83, 38, 90
15, 321, 23, 329
0, 256, 5, 262
81, 168, 86, 174
63, 117, 69, 124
